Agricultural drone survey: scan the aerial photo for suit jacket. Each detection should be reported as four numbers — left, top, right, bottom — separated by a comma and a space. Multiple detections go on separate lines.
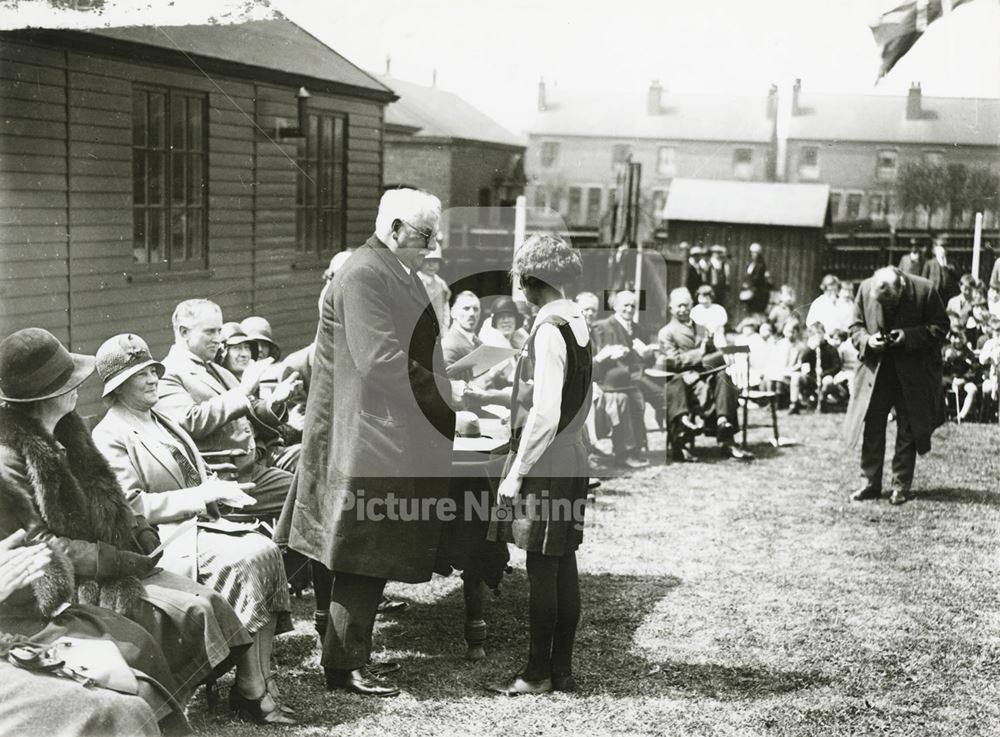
441, 323, 481, 380
157, 345, 282, 478
288, 235, 456, 583
921, 259, 958, 303
657, 319, 710, 372
898, 253, 924, 277
843, 273, 948, 454
93, 404, 212, 580
591, 315, 650, 385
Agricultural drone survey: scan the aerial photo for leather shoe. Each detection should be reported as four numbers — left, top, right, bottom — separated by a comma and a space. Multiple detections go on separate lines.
365, 661, 400, 677
324, 668, 400, 697
488, 674, 552, 696
850, 485, 882, 502
723, 444, 752, 460
889, 487, 910, 505
621, 455, 650, 469
376, 597, 408, 615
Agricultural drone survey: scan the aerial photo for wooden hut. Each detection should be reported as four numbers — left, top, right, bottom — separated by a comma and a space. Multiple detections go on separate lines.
662, 178, 831, 316
0, 17, 394, 414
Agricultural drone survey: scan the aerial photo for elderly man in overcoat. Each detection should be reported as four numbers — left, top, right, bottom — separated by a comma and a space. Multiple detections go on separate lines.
844, 266, 948, 505
287, 189, 457, 698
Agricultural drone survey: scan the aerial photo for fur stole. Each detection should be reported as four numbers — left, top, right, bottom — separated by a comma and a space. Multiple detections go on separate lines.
0, 407, 143, 615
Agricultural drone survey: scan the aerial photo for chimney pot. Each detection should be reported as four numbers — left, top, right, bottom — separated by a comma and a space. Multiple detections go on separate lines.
647, 80, 663, 116
766, 83, 778, 120
907, 82, 922, 119
537, 77, 547, 112
791, 78, 802, 115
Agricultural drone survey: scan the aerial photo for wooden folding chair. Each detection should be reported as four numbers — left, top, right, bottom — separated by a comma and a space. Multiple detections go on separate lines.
720, 345, 781, 449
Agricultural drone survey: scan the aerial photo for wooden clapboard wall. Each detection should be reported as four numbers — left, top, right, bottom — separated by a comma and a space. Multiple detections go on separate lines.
0, 37, 386, 415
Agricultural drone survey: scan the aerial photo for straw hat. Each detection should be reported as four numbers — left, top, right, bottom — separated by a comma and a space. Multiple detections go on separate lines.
95, 333, 164, 398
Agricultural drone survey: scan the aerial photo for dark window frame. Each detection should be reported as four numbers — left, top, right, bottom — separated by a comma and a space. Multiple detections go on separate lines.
131, 84, 209, 272
296, 112, 348, 259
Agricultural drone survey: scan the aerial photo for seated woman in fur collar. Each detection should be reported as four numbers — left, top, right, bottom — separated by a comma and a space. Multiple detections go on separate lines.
0, 328, 252, 711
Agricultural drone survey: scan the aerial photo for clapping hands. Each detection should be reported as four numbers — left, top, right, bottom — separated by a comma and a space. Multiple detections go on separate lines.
0, 530, 52, 604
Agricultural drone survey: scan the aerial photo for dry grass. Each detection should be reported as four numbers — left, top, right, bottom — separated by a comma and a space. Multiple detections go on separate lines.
188, 411, 1000, 736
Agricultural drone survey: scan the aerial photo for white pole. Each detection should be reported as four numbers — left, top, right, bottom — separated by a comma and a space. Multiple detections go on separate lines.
512, 195, 527, 300
634, 240, 644, 324
972, 211, 983, 280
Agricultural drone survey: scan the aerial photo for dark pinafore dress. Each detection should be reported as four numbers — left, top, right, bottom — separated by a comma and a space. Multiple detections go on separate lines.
488, 317, 593, 556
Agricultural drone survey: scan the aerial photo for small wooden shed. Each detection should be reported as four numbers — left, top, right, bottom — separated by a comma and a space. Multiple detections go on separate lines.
662, 178, 831, 315
0, 16, 395, 414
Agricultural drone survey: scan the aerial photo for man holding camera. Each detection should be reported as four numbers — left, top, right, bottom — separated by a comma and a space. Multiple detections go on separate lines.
844, 267, 948, 505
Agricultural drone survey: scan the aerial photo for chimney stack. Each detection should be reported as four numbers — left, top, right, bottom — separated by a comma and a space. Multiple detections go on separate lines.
537, 77, 547, 112
766, 83, 778, 120
432, 68, 437, 88
385, 55, 391, 75
647, 80, 663, 115
791, 78, 801, 115
906, 82, 922, 119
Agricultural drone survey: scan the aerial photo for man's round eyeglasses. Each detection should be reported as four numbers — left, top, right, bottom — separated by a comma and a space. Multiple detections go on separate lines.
399, 219, 435, 247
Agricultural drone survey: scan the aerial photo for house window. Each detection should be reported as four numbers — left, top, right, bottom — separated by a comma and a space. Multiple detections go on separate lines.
585, 186, 603, 226
540, 141, 559, 167
478, 187, 492, 207
798, 146, 819, 180
829, 192, 842, 221
732, 148, 753, 179
612, 144, 632, 167
869, 193, 884, 221
876, 149, 897, 181
923, 150, 944, 166
846, 193, 863, 221
132, 87, 208, 268
297, 113, 347, 257
567, 186, 583, 225
656, 146, 676, 178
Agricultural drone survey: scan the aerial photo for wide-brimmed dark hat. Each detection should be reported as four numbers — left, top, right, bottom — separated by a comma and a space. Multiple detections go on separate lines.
240, 316, 280, 360
0, 328, 95, 403
490, 296, 524, 328
95, 333, 164, 398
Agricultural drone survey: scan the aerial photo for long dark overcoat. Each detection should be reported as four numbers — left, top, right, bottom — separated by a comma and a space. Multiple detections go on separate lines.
288, 235, 456, 583
843, 273, 948, 454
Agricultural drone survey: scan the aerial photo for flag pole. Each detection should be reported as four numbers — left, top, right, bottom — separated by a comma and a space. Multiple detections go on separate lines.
972, 211, 983, 280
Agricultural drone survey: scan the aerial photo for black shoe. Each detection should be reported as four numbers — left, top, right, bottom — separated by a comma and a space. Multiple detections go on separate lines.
229, 688, 297, 725
889, 487, 911, 506
850, 485, 882, 502
324, 668, 400, 697
365, 661, 400, 677
376, 598, 408, 615
788, 403, 803, 415
488, 674, 553, 696
551, 674, 577, 692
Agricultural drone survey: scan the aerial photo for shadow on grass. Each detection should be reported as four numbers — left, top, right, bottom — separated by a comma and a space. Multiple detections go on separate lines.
369, 569, 823, 703
916, 487, 1000, 505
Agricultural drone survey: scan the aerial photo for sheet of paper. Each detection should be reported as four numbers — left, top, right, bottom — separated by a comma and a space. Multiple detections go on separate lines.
147, 517, 196, 559
481, 404, 510, 420
446, 344, 518, 378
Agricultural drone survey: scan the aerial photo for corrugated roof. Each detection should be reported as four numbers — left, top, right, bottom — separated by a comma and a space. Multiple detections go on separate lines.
529, 87, 775, 143
788, 92, 1000, 146
85, 16, 391, 96
664, 178, 830, 228
377, 74, 524, 148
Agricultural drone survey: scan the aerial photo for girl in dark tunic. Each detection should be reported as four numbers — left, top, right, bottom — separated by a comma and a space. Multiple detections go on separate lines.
489, 234, 592, 695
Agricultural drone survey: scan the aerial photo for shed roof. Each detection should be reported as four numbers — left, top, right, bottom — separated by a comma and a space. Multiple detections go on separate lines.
788, 92, 1000, 146
74, 16, 392, 97
530, 86, 775, 143
664, 178, 830, 228
377, 74, 524, 148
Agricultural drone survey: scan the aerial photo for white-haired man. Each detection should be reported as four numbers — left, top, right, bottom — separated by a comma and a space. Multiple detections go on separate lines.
287, 188, 459, 698
844, 266, 948, 505
158, 299, 302, 518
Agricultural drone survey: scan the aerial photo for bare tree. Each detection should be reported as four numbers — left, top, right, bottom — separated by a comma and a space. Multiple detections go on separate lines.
897, 162, 949, 228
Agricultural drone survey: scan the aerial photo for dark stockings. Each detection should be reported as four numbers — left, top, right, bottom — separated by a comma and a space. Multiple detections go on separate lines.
524, 551, 580, 681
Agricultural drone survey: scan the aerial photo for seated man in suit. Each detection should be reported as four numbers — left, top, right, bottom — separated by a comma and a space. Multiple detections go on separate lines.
158, 298, 301, 520
658, 288, 746, 460
442, 290, 510, 408
576, 291, 648, 469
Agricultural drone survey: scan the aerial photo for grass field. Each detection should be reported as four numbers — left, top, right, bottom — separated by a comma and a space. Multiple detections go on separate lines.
189, 411, 1000, 736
